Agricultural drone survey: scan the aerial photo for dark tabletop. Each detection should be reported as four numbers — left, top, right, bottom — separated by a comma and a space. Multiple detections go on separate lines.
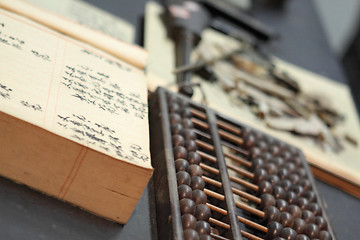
1, 0, 359, 240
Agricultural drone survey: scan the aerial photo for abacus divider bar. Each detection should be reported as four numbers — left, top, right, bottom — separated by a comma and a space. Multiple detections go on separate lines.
199, 162, 258, 191
157, 89, 184, 239
204, 188, 265, 218
206, 203, 268, 233
206, 109, 243, 239
190, 108, 241, 135
201, 176, 261, 204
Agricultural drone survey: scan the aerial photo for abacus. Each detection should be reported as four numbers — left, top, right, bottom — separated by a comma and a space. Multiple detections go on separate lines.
149, 87, 336, 240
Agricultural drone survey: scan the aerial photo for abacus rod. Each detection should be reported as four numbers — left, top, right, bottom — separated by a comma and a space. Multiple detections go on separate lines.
201, 175, 261, 204
240, 231, 264, 240
210, 232, 230, 240
199, 162, 258, 191
206, 203, 268, 233
209, 219, 264, 240
190, 108, 241, 135
209, 217, 230, 230
203, 188, 265, 218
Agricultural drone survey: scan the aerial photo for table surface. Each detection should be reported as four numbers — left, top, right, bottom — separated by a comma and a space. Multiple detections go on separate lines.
1, 1, 359, 240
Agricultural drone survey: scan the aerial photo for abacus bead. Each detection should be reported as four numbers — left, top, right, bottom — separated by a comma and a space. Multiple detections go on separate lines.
292, 156, 302, 167
309, 203, 322, 216
192, 190, 207, 204
264, 163, 278, 175
319, 230, 332, 240
256, 141, 268, 151
280, 227, 297, 240
305, 223, 320, 238
181, 108, 192, 118
175, 159, 189, 172
271, 156, 285, 167
270, 145, 281, 156
273, 186, 286, 199
297, 197, 310, 210
191, 176, 205, 190
180, 198, 196, 215
169, 113, 181, 124
182, 118, 194, 128
260, 193, 276, 209
302, 210, 315, 223
264, 206, 281, 223
195, 204, 211, 221
199, 235, 211, 240
253, 168, 267, 184
173, 135, 185, 147
182, 214, 197, 229
183, 229, 199, 240
296, 169, 306, 178
196, 221, 211, 235
258, 181, 273, 195
279, 212, 294, 228
262, 152, 273, 162
289, 205, 302, 218
287, 174, 300, 185
276, 199, 289, 212
174, 146, 187, 159
178, 185, 192, 199
281, 151, 292, 161
182, 129, 197, 140
283, 162, 296, 173
187, 152, 201, 165
249, 147, 262, 159
291, 185, 304, 197
240, 127, 251, 138
185, 140, 198, 152
169, 103, 180, 113
303, 191, 317, 203
278, 168, 289, 180
189, 164, 203, 177
273, 238, 286, 240
295, 234, 310, 240
280, 179, 292, 191
285, 191, 298, 205
267, 174, 281, 185
244, 134, 256, 148
252, 157, 264, 171
177, 171, 191, 186
299, 179, 312, 191
171, 123, 183, 135
315, 216, 328, 230
293, 218, 307, 234
265, 221, 283, 240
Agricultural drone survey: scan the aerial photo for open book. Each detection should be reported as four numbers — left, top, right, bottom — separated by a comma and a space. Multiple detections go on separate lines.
0, 0, 152, 223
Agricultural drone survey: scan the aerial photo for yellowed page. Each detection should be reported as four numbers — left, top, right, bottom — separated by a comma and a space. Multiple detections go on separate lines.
25, 0, 134, 43
0, 0, 147, 69
0, 8, 151, 169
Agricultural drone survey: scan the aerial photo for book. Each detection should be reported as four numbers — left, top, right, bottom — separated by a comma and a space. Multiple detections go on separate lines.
0, 1, 152, 224
144, 2, 360, 198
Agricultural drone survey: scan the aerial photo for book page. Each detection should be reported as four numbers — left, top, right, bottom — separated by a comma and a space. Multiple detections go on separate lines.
0, 9, 151, 169
25, 0, 134, 43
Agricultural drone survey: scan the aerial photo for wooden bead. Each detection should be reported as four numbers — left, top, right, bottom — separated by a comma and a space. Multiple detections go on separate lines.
185, 140, 198, 152
182, 118, 194, 128
283, 162, 296, 173
181, 108, 192, 118
191, 176, 205, 190
285, 191, 298, 205
264, 163, 278, 175
182, 214, 197, 229
189, 164, 203, 177
258, 181, 273, 195
192, 190, 207, 205
169, 113, 181, 124
291, 156, 302, 167
303, 191, 317, 203
273, 186, 286, 199
279, 212, 294, 228
280, 227, 297, 240
296, 169, 306, 178
180, 198, 196, 215
277, 168, 290, 180
260, 193, 276, 209
167, 95, 178, 104
264, 206, 280, 223
287, 174, 300, 185
175, 159, 189, 172
315, 216, 328, 230
270, 156, 285, 166
295, 234, 310, 240
281, 150, 292, 161
182, 129, 197, 140
253, 168, 267, 184
273, 238, 286, 240
173, 134, 185, 147
183, 229, 199, 240
198, 235, 211, 240
171, 123, 183, 135
251, 157, 265, 171
196, 221, 211, 235
289, 205, 302, 218
276, 199, 289, 212
178, 185, 192, 199
280, 179, 292, 191
177, 171, 191, 186
309, 203, 322, 216
249, 147, 262, 159
243, 134, 256, 148
187, 152, 201, 165
195, 204, 211, 221
174, 146, 187, 159
265, 221, 283, 240
319, 230, 332, 240
293, 218, 307, 234
267, 174, 281, 185
240, 127, 252, 138
299, 179, 312, 191
302, 210, 315, 224
256, 140, 268, 151
270, 145, 281, 156
262, 152, 273, 162
169, 103, 180, 113
305, 223, 319, 239
297, 197, 310, 210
